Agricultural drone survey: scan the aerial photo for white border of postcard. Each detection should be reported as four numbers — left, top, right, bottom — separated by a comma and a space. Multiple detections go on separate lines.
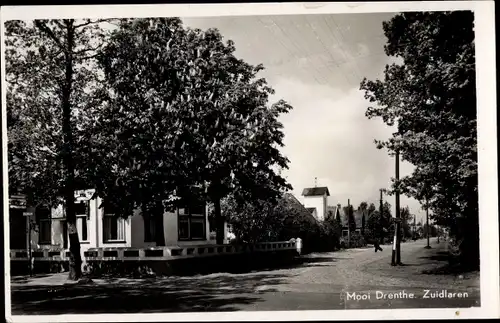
2, 1, 498, 321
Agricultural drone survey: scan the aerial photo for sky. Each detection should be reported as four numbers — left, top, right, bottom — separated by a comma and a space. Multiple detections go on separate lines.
182, 13, 427, 223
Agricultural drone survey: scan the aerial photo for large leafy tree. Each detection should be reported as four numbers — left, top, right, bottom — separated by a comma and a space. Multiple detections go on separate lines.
343, 205, 356, 232
6, 19, 108, 279
221, 192, 306, 243
358, 201, 368, 234
366, 201, 392, 242
400, 206, 414, 239
97, 18, 292, 244
360, 11, 477, 267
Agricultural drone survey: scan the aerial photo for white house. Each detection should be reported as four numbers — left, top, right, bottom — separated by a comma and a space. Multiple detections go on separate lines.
9, 189, 230, 260
301, 186, 330, 221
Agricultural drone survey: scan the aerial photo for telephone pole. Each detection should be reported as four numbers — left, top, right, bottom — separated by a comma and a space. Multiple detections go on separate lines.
347, 198, 351, 248
425, 198, 431, 249
413, 213, 416, 240
379, 189, 384, 243
391, 149, 402, 266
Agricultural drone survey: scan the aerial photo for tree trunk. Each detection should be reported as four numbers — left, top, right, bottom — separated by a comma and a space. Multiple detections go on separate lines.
213, 197, 224, 245
459, 211, 479, 270
154, 207, 166, 246
67, 221, 82, 280
61, 21, 81, 280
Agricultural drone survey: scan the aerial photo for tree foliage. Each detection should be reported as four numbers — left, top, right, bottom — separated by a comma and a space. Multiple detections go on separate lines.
95, 18, 293, 244
400, 206, 414, 239
365, 201, 392, 243
360, 11, 478, 266
6, 19, 106, 207
6, 19, 109, 279
221, 192, 319, 245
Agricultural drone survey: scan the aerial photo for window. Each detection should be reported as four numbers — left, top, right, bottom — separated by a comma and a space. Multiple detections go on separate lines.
36, 208, 52, 245
143, 215, 156, 242
103, 204, 125, 243
178, 203, 206, 241
75, 201, 89, 242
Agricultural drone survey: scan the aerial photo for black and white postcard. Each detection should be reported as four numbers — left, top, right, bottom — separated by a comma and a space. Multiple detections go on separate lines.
2, 1, 498, 321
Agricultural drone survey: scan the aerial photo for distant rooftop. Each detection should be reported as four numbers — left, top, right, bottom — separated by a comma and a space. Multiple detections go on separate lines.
302, 187, 330, 197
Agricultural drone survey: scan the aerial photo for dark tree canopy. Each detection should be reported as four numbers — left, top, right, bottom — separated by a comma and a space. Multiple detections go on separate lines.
360, 11, 478, 266
94, 18, 293, 243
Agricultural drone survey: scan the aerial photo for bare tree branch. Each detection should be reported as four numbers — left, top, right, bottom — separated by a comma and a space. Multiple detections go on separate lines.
74, 45, 103, 56
81, 53, 101, 60
74, 18, 113, 29
34, 21, 63, 49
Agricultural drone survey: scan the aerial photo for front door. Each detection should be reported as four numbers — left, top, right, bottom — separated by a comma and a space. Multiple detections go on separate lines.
9, 208, 27, 249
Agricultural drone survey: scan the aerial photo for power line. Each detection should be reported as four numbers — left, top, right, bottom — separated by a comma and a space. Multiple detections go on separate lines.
271, 16, 329, 85
300, 15, 351, 87
329, 16, 364, 87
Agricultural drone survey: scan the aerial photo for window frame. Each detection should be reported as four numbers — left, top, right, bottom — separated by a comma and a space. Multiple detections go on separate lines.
102, 204, 126, 243
177, 204, 206, 241
75, 200, 90, 243
36, 208, 52, 245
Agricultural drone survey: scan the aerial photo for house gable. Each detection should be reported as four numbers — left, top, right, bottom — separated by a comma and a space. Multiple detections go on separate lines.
301, 187, 330, 197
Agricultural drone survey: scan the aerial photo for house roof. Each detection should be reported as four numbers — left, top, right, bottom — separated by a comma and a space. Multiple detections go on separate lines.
340, 209, 367, 228
283, 192, 318, 224
306, 207, 316, 214
302, 187, 330, 197
327, 205, 367, 228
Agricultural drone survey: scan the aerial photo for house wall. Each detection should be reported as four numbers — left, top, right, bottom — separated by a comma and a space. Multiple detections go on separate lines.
25, 192, 102, 264
303, 195, 326, 221
130, 203, 216, 247
17, 189, 226, 256
164, 210, 181, 246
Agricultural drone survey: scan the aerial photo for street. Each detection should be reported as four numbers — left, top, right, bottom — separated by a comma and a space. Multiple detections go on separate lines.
10, 238, 480, 314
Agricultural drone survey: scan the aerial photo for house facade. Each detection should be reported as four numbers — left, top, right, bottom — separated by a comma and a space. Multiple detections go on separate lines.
301, 186, 330, 222
8, 189, 229, 259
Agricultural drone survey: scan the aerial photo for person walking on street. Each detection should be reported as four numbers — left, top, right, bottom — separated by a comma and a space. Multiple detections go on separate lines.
374, 224, 384, 252
374, 238, 383, 252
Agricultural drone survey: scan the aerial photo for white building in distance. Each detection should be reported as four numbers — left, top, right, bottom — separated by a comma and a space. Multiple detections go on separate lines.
301, 186, 330, 222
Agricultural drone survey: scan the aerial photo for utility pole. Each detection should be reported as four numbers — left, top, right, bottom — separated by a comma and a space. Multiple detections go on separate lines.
413, 213, 416, 240
437, 223, 440, 244
392, 149, 402, 266
28, 216, 32, 277
379, 189, 384, 244
347, 198, 351, 248
425, 198, 431, 249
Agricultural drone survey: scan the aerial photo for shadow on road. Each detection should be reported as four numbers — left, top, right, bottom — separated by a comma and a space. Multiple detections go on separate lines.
11, 272, 287, 314
225, 255, 351, 271
11, 274, 53, 284
361, 242, 480, 287
418, 251, 450, 262
11, 254, 355, 314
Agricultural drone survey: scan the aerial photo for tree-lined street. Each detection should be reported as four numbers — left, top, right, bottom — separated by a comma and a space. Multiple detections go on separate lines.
5, 8, 484, 317
11, 238, 479, 314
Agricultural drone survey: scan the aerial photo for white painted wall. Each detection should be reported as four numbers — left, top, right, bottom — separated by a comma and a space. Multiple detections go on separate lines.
28, 189, 226, 254
130, 209, 156, 248
303, 195, 327, 221
163, 210, 180, 246
130, 204, 217, 247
